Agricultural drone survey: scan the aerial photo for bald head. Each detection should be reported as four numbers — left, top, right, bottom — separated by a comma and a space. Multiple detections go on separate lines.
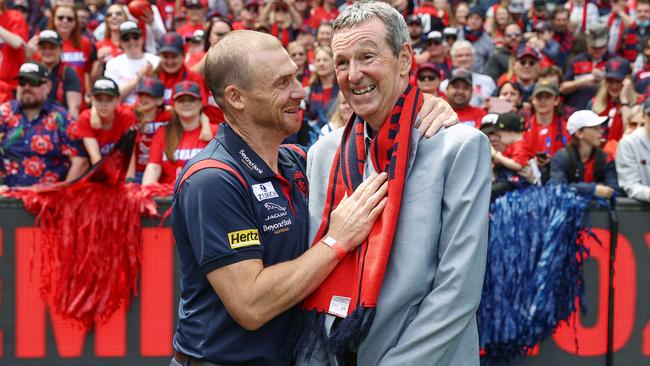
204, 30, 283, 110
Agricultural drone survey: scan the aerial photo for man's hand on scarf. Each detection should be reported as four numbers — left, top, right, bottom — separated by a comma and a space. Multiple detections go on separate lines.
415, 93, 459, 138
326, 172, 388, 252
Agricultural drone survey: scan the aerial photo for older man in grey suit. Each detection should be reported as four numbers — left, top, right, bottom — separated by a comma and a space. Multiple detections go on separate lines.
299, 1, 492, 365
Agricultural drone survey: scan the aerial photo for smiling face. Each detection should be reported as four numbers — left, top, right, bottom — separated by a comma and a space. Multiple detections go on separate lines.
314, 47, 335, 78
331, 17, 411, 129
160, 51, 184, 74
173, 95, 202, 120
53, 6, 76, 38
244, 47, 306, 137
105, 4, 127, 32
38, 42, 62, 67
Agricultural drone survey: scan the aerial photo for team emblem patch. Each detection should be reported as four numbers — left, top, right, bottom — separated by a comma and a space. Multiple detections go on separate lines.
293, 171, 308, 196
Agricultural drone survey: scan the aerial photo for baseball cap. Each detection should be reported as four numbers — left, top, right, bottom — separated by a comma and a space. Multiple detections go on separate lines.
644, 98, 650, 114
119, 20, 142, 38
443, 27, 458, 38
136, 77, 164, 98
449, 68, 472, 86
417, 62, 441, 78
588, 23, 609, 49
532, 79, 559, 97
188, 29, 205, 43
508, 0, 526, 14
92, 77, 120, 97
605, 57, 631, 81
426, 31, 443, 43
468, 6, 485, 20
185, 0, 206, 7
406, 15, 422, 25
37, 30, 62, 46
566, 110, 608, 135
534, 21, 552, 33
17, 62, 49, 83
245, 0, 260, 9
160, 32, 185, 54
516, 46, 541, 61
13, 0, 29, 10
480, 113, 499, 134
173, 81, 202, 100
496, 112, 525, 132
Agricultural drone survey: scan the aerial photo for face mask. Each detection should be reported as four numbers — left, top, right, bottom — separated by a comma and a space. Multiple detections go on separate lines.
639, 20, 650, 28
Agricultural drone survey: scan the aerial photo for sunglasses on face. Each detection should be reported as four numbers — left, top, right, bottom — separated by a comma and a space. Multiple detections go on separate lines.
121, 34, 141, 42
56, 15, 75, 22
19, 78, 45, 87
418, 74, 438, 81
186, 4, 203, 9
106, 11, 125, 18
518, 59, 537, 67
506, 32, 522, 38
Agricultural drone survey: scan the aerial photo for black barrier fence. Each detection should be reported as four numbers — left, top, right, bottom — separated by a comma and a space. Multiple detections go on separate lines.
0, 198, 648, 366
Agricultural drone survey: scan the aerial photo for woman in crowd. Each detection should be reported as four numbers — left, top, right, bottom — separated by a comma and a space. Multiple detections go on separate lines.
550, 110, 619, 199
191, 17, 232, 75
92, 3, 127, 80
305, 46, 338, 124
142, 81, 217, 185
590, 57, 636, 145
259, 0, 301, 47
288, 41, 311, 86
487, 6, 511, 42
104, 20, 160, 105
320, 91, 353, 136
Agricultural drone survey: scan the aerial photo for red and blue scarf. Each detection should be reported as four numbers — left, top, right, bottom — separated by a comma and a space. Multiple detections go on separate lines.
296, 85, 422, 358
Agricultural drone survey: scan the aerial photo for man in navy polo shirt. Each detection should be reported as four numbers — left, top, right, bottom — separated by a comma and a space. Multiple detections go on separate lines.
171, 29, 459, 366
170, 31, 390, 366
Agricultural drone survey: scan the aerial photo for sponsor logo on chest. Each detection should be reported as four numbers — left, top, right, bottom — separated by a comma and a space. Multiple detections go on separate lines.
252, 181, 279, 201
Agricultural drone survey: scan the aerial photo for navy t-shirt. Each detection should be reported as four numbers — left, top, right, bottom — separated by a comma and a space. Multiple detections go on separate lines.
171, 124, 309, 365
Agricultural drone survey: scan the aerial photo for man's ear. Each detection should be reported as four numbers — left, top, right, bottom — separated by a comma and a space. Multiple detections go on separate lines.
223, 85, 246, 112
399, 43, 413, 76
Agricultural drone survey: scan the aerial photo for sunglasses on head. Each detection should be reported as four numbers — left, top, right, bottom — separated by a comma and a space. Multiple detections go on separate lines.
418, 74, 438, 81
19, 78, 45, 87
121, 33, 141, 42
56, 15, 75, 22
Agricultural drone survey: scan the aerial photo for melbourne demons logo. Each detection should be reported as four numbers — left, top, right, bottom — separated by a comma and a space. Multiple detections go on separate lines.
293, 171, 308, 196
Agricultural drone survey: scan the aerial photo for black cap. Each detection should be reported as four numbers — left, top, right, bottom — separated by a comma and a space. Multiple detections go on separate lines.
426, 31, 443, 43
119, 20, 142, 38
188, 29, 205, 43
406, 15, 421, 25
92, 77, 120, 97
136, 77, 164, 98
18, 62, 49, 83
37, 30, 62, 46
160, 32, 185, 54
480, 113, 499, 135
449, 68, 472, 86
496, 112, 525, 132
468, 6, 485, 20
173, 81, 202, 100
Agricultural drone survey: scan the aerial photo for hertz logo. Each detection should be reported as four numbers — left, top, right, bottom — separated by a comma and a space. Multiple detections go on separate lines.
228, 229, 261, 249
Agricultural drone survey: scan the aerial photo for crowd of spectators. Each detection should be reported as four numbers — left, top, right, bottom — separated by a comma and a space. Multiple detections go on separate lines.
0, 0, 649, 203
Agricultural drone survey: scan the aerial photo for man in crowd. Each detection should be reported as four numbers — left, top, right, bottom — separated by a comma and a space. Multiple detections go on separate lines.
0, 0, 29, 102
406, 15, 427, 56
176, 0, 207, 38
560, 23, 611, 110
416, 30, 452, 79
447, 68, 486, 127
0, 62, 87, 190
171, 28, 459, 366
415, 62, 442, 96
440, 40, 496, 108
616, 98, 650, 202
484, 23, 523, 82
621, 0, 650, 62
302, 1, 490, 365
551, 7, 575, 65
461, 6, 494, 74
507, 47, 542, 102
36, 29, 82, 119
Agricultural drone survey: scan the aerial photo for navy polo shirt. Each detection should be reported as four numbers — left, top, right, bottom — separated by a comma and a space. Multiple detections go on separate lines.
171, 124, 309, 365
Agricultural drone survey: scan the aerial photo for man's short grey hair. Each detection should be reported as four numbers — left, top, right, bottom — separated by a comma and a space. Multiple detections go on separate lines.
450, 40, 475, 57
333, 0, 409, 56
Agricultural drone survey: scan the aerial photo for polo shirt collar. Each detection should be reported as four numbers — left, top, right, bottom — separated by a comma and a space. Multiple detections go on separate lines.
218, 123, 276, 180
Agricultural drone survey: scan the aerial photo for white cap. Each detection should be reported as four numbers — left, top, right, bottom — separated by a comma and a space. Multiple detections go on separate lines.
566, 110, 608, 135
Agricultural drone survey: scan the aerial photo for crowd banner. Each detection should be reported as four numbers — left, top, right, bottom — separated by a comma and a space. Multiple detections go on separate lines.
0, 198, 647, 365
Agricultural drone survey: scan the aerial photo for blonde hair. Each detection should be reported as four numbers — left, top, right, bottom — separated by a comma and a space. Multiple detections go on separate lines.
308, 46, 334, 87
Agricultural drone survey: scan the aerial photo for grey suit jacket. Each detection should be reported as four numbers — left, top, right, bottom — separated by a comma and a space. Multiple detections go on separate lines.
301, 123, 492, 366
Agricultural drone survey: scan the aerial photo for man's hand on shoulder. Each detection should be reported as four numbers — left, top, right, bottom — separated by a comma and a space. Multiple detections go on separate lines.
416, 93, 459, 138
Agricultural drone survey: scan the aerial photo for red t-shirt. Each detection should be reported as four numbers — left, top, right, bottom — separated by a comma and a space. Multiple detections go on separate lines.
184, 51, 204, 70
455, 105, 486, 128
511, 114, 569, 166
95, 38, 123, 62
61, 37, 94, 96
176, 23, 204, 39
135, 108, 172, 173
75, 105, 138, 155
158, 65, 209, 105
148, 123, 218, 184
0, 9, 28, 89
309, 6, 339, 29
